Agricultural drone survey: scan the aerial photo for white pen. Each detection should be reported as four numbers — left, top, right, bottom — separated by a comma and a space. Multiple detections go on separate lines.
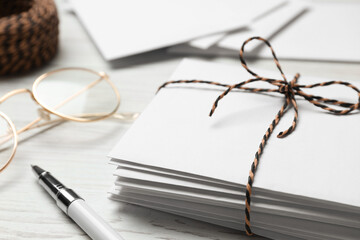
32, 165, 124, 240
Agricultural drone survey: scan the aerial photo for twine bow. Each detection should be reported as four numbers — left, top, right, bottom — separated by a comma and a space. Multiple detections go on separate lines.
158, 36, 360, 236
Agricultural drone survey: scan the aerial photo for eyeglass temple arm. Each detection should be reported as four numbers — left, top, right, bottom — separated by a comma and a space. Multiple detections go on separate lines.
2, 75, 106, 136
0, 89, 34, 104
0, 72, 133, 141
0, 111, 140, 146
20, 112, 140, 132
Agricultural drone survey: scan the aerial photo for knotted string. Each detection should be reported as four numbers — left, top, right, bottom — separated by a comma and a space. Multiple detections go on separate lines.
157, 36, 360, 236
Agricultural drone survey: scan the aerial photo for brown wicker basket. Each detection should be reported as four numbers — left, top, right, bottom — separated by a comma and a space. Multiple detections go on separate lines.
0, 0, 59, 75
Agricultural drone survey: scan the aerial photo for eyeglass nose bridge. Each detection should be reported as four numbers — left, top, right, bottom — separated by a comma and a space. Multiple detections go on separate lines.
99, 71, 109, 79
37, 108, 51, 121
0, 88, 36, 104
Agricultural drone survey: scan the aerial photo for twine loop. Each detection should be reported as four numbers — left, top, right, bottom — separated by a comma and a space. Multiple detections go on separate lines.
278, 75, 297, 94
158, 36, 360, 236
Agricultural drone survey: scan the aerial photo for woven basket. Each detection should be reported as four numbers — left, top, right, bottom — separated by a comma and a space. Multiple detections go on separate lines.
0, 0, 59, 75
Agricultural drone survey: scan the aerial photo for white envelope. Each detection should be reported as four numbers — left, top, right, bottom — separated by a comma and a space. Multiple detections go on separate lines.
112, 188, 360, 240
169, 1, 360, 62
69, 0, 285, 61
220, 1, 360, 62
109, 58, 360, 210
110, 190, 297, 240
111, 168, 360, 229
168, 1, 307, 55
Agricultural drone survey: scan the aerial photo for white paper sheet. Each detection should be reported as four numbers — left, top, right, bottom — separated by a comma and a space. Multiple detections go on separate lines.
110, 189, 308, 240
111, 188, 360, 240
69, 0, 284, 61
110, 191, 302, 240
109, 59, 360, 210
188, 33, 228, 50
169, 1, 360, 62
220, 1, 360, 62
168, 1, 307, 55
186, 0, 289, 50
112, 169, 360, 228
110, 159, 360, 213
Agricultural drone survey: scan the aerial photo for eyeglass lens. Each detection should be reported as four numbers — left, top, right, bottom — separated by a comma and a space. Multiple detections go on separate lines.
34, 69, 119, 121
0, 114, 16, 170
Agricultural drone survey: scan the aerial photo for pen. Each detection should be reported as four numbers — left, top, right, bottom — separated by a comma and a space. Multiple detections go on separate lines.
31, 165, 124, 240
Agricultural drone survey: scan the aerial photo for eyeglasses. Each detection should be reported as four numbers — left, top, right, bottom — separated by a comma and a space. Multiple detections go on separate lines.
0, 67, 138, 172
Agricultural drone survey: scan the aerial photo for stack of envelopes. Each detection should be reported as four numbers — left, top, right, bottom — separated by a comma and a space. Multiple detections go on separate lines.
108, 59, 360, 240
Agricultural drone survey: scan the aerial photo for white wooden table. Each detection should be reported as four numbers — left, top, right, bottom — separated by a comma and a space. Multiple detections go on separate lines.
0, 1, 359, 240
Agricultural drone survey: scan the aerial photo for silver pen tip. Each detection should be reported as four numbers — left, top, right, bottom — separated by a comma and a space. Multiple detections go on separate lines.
31, 165, 46, 177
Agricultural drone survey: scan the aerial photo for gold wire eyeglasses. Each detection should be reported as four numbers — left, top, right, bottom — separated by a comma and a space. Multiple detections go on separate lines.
0, 67, 138, 173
